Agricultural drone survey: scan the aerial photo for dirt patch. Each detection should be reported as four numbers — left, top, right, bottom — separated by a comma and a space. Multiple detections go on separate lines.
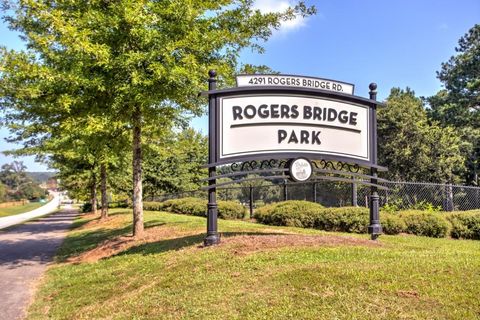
217, 234, 381, 255
397, 290, 420, 299
67, 226, 202, 263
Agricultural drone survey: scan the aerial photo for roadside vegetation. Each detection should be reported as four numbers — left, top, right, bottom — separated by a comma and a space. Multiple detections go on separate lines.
139, 198, 480, 240
27, 209, 480, 320
0, 202, 45, 218
0, 161, 48, 203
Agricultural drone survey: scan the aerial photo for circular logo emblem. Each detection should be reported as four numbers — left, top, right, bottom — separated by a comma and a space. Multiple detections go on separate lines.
289, 158, 313, 182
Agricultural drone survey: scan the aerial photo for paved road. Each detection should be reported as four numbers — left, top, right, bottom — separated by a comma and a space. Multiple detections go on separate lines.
0, 192, 61, 230
0, 207, 77, 320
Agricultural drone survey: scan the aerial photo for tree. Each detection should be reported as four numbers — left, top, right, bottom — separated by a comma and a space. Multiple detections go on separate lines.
1, 1, 316, 237
0, 161, 29, 191
378, 88, 465, 183
427, 24, 480, 185
0, 161, 45, 200
143, 128, 207, 198
0, 183, 7, 202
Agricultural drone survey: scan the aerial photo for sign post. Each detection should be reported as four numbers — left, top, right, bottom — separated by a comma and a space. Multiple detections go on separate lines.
204, 70, 220, 246
368, 83, 382, 239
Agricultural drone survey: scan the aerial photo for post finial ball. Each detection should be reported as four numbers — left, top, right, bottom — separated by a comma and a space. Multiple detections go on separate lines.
369, 83, 377, 91
208, 70, 217, 78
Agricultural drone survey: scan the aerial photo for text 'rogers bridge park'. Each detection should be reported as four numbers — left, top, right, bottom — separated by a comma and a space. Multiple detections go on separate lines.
231, 104, 359, 125
220, 95, 370, 161
229, 103, 361, 146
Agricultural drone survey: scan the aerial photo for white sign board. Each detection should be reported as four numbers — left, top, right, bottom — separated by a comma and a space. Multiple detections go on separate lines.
219, 94, 370, 161
236, 74, 355, 95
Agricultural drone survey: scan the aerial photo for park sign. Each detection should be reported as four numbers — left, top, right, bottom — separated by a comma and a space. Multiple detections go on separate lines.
219, 94, 370, 162
203, 71, 386, 246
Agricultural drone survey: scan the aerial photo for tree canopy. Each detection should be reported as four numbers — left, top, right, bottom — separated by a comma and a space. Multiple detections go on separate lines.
427, 24, 480, 185
378, 88, 465, 183
1, 1, 316, 236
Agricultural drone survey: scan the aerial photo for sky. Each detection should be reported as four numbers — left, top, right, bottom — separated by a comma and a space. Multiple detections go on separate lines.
0, 0, 479, 171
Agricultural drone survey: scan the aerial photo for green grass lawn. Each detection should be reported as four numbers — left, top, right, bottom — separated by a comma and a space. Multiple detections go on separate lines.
28, 209, 480, 320
0, 202, 44, 217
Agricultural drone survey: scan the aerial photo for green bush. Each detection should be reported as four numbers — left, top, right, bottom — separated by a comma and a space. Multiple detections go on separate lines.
218, 200, 246, 219
174, 198, 206, 217
81, 202, 100, 213
255, 202, 371, 233
400, 210, 450, 238
108, 201, 129, 209
446, 211, 480, 240
382, 213, 406, 235
143, 201, 164, 211
315, 207, 369, 233
253, 201, 324, 228
144, 198, 245, 220
255, 201, 406, 236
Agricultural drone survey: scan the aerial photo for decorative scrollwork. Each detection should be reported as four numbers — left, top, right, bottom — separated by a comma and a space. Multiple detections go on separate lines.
230, 158, 362, 174
230, 159, 289, 172
241, 160, 258, 171
230, 162, 241, 172
312, 160, 360, 173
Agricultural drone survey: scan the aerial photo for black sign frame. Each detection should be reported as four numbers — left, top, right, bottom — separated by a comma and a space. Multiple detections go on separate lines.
203, 71, 384, 246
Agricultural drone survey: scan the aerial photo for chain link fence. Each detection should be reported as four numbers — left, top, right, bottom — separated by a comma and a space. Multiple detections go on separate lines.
151, 180, 480, 212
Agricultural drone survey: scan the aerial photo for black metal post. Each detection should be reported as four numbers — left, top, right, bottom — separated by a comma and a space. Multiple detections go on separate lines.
368, 83, 382, 240
312, 182, 317, 203
351, 177, 358, 207
204, 70, 220, 246
249, 185, 254, 219
283, 181, 288, 201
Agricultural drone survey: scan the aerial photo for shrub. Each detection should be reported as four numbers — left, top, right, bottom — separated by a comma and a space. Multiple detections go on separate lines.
446, 211, 480, 240
382, 213, 406, 235
144, 198, 246, 220
174, 198, 206, 216
399, 210, 450, 238
255, 202, 406, 236
81, 202, 100, 213
218, 201, 246, 219
253, 201, 324, 228
143, 201, 164, 211
315, 207, 369, 233
253, 203, 276, 224
81, 202, 92, 213
108, 201, 129, 209
410, 201, 442, 212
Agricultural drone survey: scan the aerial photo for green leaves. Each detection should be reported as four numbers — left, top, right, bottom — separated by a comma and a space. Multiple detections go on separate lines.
427, 24, 480, 185
378, 88, 465, 183
1, 1, 316, 228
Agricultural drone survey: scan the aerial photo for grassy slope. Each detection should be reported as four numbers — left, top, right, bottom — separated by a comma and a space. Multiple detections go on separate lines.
0, 202, 44, 217
28, 209, 480, 320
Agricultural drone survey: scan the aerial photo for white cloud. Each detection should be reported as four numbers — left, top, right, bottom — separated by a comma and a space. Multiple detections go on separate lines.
253, 0, 309, 32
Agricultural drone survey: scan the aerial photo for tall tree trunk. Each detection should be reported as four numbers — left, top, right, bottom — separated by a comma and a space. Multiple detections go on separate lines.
100, 163, 108, 220
91, 172, 97, 215
132, 105, 144, 237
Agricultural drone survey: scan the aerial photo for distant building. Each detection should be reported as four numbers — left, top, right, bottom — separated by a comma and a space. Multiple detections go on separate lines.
46, 177, 58, 191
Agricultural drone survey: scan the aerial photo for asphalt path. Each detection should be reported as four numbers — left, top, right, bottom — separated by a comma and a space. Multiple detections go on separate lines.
0, 207, 77, 320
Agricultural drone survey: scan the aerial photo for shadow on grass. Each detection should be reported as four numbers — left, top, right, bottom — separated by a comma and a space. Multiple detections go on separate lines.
56, 219, 166, 262
118, 231, 286, 257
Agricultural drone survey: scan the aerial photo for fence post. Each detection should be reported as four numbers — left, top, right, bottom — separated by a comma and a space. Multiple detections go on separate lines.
312, 182, 317, 203
447, 183, 454, 211
249, 185, 253, 219
351, 177, 357, 207
283, 181, 288, 201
